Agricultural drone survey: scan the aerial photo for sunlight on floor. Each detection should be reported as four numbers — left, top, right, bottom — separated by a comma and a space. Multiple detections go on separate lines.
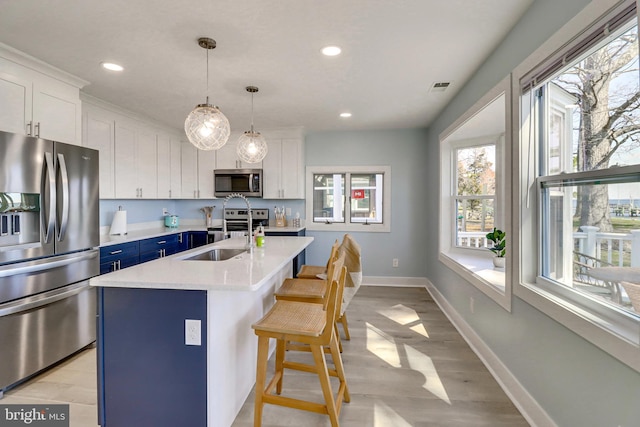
365, 319, 451, 404
374, 400, 412, 427
378, 304, 430, 337
366, 322, 400, 367
404, 343, 451, 404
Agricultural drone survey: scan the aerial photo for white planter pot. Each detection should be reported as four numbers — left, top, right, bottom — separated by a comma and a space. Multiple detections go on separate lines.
492, 256, 505, 269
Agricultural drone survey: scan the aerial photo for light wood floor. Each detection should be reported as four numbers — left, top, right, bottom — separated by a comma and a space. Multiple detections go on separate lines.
233, 286, 529, 427
3, 286, 529, 427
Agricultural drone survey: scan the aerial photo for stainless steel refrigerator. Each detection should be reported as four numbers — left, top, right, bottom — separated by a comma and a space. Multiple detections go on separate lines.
0, 130, 99, 394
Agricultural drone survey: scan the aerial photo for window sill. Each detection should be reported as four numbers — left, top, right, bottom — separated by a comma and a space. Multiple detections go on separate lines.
439, 250, 510, 311
515, 280, 640, 373
306, 222, 390, 233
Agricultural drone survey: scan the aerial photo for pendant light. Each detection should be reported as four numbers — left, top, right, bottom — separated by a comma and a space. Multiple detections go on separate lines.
184, 37, 230, 151
237, 86, 268, 163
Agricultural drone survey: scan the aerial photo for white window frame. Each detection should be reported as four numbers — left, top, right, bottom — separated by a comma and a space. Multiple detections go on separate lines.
439, 76, 512, 311
512, 0, 640, 372
305, 165, 391, 232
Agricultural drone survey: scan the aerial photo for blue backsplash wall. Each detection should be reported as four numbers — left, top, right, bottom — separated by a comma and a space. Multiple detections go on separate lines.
99, 199, 306, 227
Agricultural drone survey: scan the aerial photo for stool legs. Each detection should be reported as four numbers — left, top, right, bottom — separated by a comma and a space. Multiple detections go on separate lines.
339, 312, 351, 340
311, 344, 340, 427
254, 336, 270, 427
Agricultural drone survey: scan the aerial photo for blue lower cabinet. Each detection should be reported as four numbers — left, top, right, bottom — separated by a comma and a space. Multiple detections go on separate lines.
97, 287, 207, 426
177, 232, 189, 252
139, 234, 179, 263
99, 242, 139, 274
189, 231, 208, 249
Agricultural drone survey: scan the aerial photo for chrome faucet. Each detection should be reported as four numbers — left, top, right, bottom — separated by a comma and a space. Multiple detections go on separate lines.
222, 193, 253, 251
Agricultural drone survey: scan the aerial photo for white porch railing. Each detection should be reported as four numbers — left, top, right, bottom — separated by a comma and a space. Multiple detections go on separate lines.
458, 227, 640, 267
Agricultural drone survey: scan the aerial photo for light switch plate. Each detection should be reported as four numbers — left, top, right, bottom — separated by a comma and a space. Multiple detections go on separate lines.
185, 319, 201, 346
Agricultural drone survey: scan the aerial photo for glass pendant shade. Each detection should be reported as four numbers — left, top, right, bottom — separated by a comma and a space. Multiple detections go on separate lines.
237, 130, 268, 163
184, 102, 230, 150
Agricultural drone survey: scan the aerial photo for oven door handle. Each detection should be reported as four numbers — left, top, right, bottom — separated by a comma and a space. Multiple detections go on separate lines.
0, 281, 90, 317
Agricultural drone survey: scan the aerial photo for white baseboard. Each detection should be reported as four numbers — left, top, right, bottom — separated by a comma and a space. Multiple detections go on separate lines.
425, 280, 557, 427
363, 276, 430, 287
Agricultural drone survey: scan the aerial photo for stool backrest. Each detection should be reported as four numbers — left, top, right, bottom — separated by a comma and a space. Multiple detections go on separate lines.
321, 260, 347, 341
322, 253, 345, 311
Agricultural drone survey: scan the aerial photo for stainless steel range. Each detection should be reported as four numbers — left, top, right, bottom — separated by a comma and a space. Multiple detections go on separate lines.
206, 208, 269, 244
223, 208, 269, 232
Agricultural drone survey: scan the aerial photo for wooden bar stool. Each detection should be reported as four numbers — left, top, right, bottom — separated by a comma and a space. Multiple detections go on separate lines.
296, 239, 341, 279
252, 257, 349, 427
275, 247, 343, 351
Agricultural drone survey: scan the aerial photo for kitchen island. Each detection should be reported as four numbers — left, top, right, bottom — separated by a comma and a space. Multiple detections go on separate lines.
90, 235, 313, 427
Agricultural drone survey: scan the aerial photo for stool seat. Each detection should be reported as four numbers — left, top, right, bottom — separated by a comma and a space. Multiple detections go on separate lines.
253, 300, 326, 336
296, 264, 327, 279
275, 278, 327, 303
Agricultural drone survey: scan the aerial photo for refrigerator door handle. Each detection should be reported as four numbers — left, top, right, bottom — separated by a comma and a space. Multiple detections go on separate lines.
41, 151, 56, 243
0, 281, 89, 318
56, 153, 70, 241
0, 250, 98, 279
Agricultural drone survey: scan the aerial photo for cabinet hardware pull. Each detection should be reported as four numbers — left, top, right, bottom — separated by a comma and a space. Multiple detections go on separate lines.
26, 121, 32, 136
157, 240, 166, 244
35, 122, 40, 137
110, 250, 123, 255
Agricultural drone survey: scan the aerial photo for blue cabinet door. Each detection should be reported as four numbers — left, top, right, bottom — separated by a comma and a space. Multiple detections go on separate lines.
189, 231, 208, 249
139, 234, 179, 263
99, 242, 139, 274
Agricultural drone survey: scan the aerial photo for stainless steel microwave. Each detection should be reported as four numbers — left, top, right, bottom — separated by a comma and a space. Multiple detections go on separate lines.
214, 169, 263, 198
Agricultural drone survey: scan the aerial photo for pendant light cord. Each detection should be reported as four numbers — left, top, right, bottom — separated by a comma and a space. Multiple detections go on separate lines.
205, 47, 210, 104
250, 91, 255, 133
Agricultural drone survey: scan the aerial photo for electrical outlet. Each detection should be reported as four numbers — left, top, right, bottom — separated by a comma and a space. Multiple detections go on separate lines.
392, 258, 399, 268
162, 208, 169, 216
185, 319, 201, 346
470, 297, 475, 314
286, 207, 292, 216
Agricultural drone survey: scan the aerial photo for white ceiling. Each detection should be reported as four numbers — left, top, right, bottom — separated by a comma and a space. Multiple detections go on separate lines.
0, 0, 532, 135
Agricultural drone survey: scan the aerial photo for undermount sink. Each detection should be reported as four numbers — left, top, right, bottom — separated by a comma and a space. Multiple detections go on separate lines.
184, 248, 246, 261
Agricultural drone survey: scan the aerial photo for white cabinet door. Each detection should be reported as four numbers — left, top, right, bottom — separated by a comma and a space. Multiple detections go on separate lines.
84, 108, 115, 198
262, 138, 304, 199
137, 128, 157, 199
262, 140, 282, 199
216, 139, 263, 169
157, 134, 171, 199
215, 142, 239, 169
114, 121, 137, 198
169, 137, 182, 199
280, 138, 304, 199
0, 71, 31, 135
197, 149, 216, 199
32, 82, 81, 145
181, 143, 198, 199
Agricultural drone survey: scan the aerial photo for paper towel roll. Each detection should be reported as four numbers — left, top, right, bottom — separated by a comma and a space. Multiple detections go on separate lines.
109, 210, 127, 235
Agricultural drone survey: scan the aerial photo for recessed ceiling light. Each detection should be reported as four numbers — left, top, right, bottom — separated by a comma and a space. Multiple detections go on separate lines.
321, 46, 342, 56
101, 62, 124, 72
339, 112, 352, 118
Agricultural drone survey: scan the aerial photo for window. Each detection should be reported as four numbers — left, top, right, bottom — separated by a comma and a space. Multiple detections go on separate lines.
439, 76, 511, 311
455, 144, 496, 248
305, 166, 390, 232
516, 0, 640, 370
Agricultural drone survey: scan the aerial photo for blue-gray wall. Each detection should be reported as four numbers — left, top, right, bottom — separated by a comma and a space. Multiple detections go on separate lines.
425, 0, 640, 426
304, 128, 429, 277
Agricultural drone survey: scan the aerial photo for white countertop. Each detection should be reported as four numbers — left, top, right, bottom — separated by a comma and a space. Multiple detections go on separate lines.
90, 236, 313, 292
100, 224, 306, 247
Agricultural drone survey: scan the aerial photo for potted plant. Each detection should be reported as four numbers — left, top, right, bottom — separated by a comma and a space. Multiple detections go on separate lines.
486, 227, 506, 268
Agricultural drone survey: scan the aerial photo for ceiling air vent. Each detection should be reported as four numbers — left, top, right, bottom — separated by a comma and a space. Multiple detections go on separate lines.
430, 82, 451, 93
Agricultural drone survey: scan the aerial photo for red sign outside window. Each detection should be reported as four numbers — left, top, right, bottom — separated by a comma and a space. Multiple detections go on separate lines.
352, 189, 365, 199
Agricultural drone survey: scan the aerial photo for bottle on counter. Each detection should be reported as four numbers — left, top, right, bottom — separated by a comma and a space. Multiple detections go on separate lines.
255, 225, 265, 247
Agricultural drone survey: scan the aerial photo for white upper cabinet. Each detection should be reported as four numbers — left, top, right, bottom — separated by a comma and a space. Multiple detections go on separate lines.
158, 134, 183, 199
197, 149, 217, 199
262, 135, 304, 199
0, 48, 85, 145
215, 136, 262, 169
83, 105, 115, 198
180, 143, 198, 199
